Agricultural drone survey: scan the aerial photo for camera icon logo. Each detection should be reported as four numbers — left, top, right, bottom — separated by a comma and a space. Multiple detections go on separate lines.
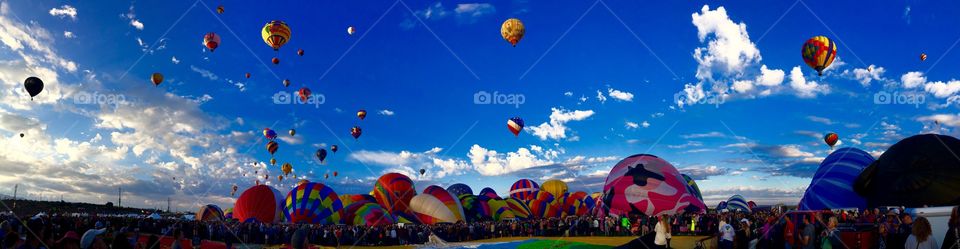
474, 91, 492, 104
273, 91, 291, 105
874, 91, 891, 105
74, 91, 92, 105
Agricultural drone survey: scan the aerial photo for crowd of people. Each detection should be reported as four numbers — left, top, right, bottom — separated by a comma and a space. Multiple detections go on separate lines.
0, 205, 957, 249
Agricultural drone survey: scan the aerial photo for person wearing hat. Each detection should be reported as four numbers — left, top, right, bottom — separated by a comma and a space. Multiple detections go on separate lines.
80, 228, 107, 249
56, 231, 81, 249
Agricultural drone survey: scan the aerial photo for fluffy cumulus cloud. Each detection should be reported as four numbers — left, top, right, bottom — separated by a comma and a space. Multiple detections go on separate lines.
607, 88, 634, 101
469, 144, 561, 176
0, 3, 78, 109
49, 5, 78, 20
842, 65, 886, 86
678, 5, 828, 107
349, 147, 470, 180
123, 5, 144, 30
528, 108, 595, 140
678, 165, 729, 180
890, 71, 960, 108
625, 121, 639, 129
454, 3, 495, 23
379, 109, 395, 116
403, 2, 495, 28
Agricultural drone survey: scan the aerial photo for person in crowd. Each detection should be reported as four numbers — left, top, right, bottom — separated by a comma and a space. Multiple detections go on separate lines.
906, 216, 939, 249
719, 217, 735, 249
943, 206, 959, 249
800, 216, 816, 249
654, 214, 671, 249
783, 215, 795, 249
822, 216, 848, 249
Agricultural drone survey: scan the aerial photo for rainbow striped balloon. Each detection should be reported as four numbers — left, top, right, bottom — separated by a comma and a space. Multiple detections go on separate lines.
423, 185, 466, 222
509, 179, 539, 201
505, 198, 531, 220
283, 182, 343, 224
343, 201, 395, 226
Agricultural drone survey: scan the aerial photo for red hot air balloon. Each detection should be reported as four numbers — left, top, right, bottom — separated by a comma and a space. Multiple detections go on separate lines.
824, 132, 839, 149
266, 141, 279, 155
297, 49, 304, 56
203, 32, 221, 52
507, 117, 524, 137
272, 57, 280, 65
245, 73, 251, 79
351, 126, 362, 140
298, 87, 312, 102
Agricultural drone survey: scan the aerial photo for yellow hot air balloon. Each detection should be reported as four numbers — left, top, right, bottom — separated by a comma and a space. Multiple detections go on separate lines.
262, 20, 291, 51
500, 18, 525, 47
540, 179, 568, 203
281, 163, 292, 176
801, 36, 837, 76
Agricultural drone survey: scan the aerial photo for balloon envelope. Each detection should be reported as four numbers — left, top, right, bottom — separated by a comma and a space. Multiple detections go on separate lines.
479, 187, 500, 200
234, 185, 284, 223
343, 201, 394, 226
799, 147, 874, 210
446, 183, 473, 197
423, 185, 466, 222
372, 173, 416, 217
540, 180, 568, 203
854, 134, 960, 207
509, 179, 539, 201
196, 204, 224, 222
283, 182, 343, 224
409, 194, 457, 224
602, 154, 706, 216
726, 195, 750, 212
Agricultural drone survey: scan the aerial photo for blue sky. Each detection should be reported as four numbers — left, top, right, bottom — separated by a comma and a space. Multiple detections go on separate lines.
1, 0, 959, 211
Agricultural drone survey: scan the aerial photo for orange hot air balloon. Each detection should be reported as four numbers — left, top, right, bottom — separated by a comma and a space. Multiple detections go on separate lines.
266, 141, 279, 155
824, 132, 839, 148
262, 21, 291, 51
203, 32, 221, 52
151, 73, 163, 87
500, 18, 525, 47
357, 110, 367, 120
272, 57, 280, 65
216, 5, 224, 14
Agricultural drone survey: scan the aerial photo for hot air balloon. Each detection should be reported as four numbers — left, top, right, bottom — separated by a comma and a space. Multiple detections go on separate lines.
216, 5, 224, 14
233, 185, 284, 223
282, 79, 290, 87
824, 132, 839, 149
151, 73, 163, 87
446, 183, 473, 197
801, 36, 837, 76
339, 194, 377, 208
196, 204, 224, 221
562, 191, 588, 217
316, 149, 327, 163
372, 173, 416, 217
19, 133, 24, 138
283, 182, 343, 224
262, 20, 291, 51
203, 32, 221, 52
409, 194, 458, 224
224, 208, 234, 220
854, 134, 960, 207
507, 117, 524, 137
331, 145, 338, 153
602, 154, 707, 216
333, 171, 338, 177
505, 198, 531, 220
479, 187, 500, 200
297, 179, 309, 186
278, 175, 283, 181
423, 185, 466, 222
266, 141, 279, 156
288, 129, 296, 136
419, 168, 426, 176
726, 195, 750, 212
487, 199, 516, 221
527, 192, 559, 218
324, 173, 329, 179
799, 147, 873, 210
681, 174, 704, 202
269, 158, 277, 166
920, 53, 927, 61
509, 179, 539, 201
357, 110, 367, 120
245, 73, 251, 78
540, 180, 568, 204
297, 49, 304, 56
350, 126, 362, 140
23, 77, 43, 100
272, 57, 280, 65
347, 26, 356, 35
747, 201, 757, 210
500, 18, 525, 47
343, 202, 394, 226
231, 185, 239, 196
263, 128, 278, 140
298, 87, 311, 102
281, 163, 292, 176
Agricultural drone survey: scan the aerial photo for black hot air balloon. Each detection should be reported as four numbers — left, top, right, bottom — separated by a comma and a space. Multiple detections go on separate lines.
331, 145, 338, 153
419, 168, 425, 176
24, 77, 43, 100
854, 134, 960, 207
316, 149, 328, 163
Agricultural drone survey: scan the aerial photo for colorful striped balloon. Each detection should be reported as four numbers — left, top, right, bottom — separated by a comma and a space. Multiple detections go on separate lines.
681, 174, 704, 202
488, 199, 516, 221
458, 194, 481, 222
283, 182, 343, 224
505, 198, 531, 220
343, 201, 395, 227
409, 194, 458, 224
196, 204, 224, 221
801, 36, 837, 76
340, 194, 377, 208
372, 173, 416, 217
423, 185, 466, 222
479, 187, 501, 200
509, 179, 539, 201
799, 147, 874, 210
475, 195, 494, 220
223, 208, 234, 220
726, 195, 750, 212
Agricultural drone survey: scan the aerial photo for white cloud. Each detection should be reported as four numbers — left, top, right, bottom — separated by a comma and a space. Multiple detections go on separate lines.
171, 56, 180, 64
901, 71, 926, 88
681, 131, 725, 139
788, 66, 828, 98
843, 65, 885, 86
595, 90, 607, 104
563, 91, 573, 97
190, 65, 218, 81
350, 148, 470, 179
755, 65, 785, 86
924, 80, 960, 98
468, 144, 560, 176
528, 108, 595, 140
123, 5, 144, 30
641, 121, 651, 128
454, 3, 495, 23
607, 88, 634, 101
917, 113, 960, 128
378, 109, 395, 116
63, 31, 75, 38
806, 116, 832, 125
691, 5, 760, 81
625, 121, 639, 129
49, 5, 77, 20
